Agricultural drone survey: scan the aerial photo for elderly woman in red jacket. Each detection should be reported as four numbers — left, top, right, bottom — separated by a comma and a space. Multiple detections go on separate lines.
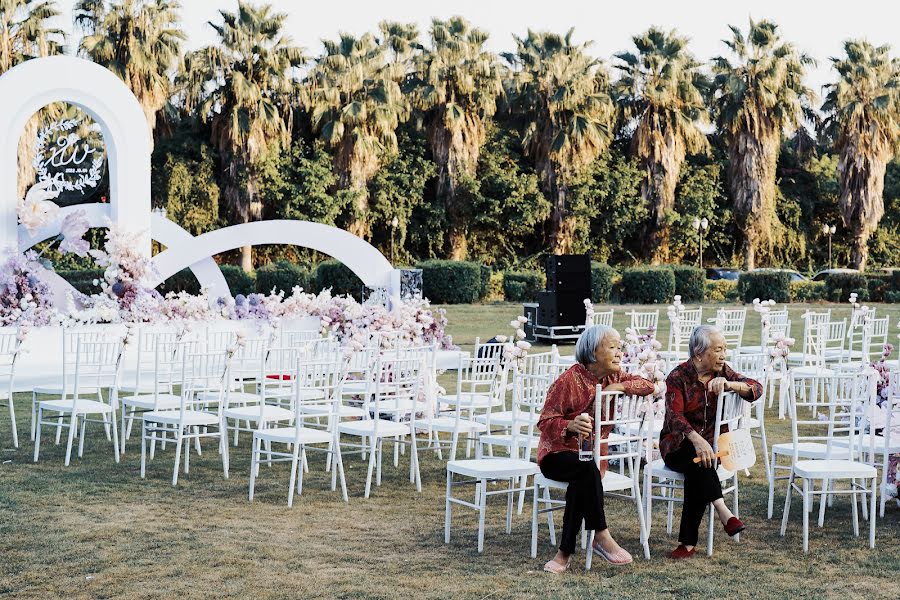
537, 324, 654, 574
659, 324, 763, 559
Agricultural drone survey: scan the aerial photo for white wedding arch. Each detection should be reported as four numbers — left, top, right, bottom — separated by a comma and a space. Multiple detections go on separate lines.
0, 56, 400, 304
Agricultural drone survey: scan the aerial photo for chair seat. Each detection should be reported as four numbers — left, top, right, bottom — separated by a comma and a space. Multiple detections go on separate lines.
342, 381, 369, 395
474, 410, 539, 428
793, 459, 877, 479
415, 416, 487, 433
447, 457, 538, 478
266, 388, 325, 401
772, 442, 852, 459
536, 470, 635, 493
649, 458, 733, 481
223, 404, 294, 422
479, 433, 541, 448
38, 398, 113, 414
254, 426, 332, 445
365, 398, 424, 414
338, 419, 409, 438
121, 394, 181, 410
300, 403, 367, 418
143, 409, 219, 427
440, 393, 503, 409
831, 435, 900, 453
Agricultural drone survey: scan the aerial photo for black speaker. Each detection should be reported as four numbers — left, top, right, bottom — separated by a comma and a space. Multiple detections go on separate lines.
545, 254, 591, 293
522, 303, 538, 341
537, 291, 587, 327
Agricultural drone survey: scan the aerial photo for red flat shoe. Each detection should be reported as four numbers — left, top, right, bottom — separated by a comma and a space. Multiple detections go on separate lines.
668, 545, 696, 559
724, 516, 746, 537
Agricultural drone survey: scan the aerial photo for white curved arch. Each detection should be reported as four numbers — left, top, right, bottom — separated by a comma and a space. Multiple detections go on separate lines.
150, 220, 398, 298
0, 56, 151, 256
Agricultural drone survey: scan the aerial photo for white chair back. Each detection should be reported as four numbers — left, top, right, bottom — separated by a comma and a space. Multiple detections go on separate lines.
71, 339, 125, 407
712, 308, 746, 350
590, 310, 614, 328
628, 310, 659, 339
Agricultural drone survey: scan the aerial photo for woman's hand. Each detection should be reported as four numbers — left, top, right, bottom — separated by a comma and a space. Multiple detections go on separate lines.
691, 435, 716, 468
707, 377, 730, 395
566, 413, 593, 437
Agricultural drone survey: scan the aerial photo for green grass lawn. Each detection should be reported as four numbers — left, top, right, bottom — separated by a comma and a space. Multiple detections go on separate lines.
0, 302, 898, 599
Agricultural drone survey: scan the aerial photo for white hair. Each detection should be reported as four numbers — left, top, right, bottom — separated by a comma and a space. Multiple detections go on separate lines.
689, 324, 723, 359
575, 324, 618, 366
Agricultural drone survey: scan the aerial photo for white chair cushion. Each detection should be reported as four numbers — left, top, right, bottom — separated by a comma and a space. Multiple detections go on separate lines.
300, 403, 366, 418
771, 442, 852, 460
121, 394, 181, 410
254, 426, 332, 445
38, 398, 112, 414
478, 433, 541, 448
439, 393, 502, 409
830, 435, 900, 453
447, 457, 538, 478
414, 416, 487, 433
143, 409, 219, 427
338, 419, 409, 438
793, 459, 877, 479
474, 410, 540, 427
223, 404, 293, 422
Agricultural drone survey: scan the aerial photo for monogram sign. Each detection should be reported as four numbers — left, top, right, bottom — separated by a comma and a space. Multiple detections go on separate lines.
32, 115, 106, 205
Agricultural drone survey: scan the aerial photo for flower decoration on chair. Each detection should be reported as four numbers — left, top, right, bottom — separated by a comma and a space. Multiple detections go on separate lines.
502, 316, 531, 370
584, 298, 594, 327
623, 326, 666, 410
666, 295, 685, 351
0, 253, 56, 327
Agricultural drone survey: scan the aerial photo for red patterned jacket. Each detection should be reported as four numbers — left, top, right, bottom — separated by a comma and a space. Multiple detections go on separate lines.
658, 359, 763, 460
537, 363, 654, 476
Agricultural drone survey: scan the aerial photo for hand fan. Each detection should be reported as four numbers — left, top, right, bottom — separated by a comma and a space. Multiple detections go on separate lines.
692, 428, 756, 471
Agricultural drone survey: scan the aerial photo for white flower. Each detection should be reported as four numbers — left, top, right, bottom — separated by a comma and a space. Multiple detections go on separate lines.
515, 329, 526, 339
17, 180, 60, 234
494, 335, 508, 343
509, 320, 520, 329
516, 340, 531, 350
517, 315, 528, 324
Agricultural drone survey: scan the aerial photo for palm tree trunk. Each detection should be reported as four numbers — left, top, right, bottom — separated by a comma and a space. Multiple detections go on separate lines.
336, 135, 376, 239
642, 133, 684, 265
838, 145, 887, 272
729, 127, 779, 271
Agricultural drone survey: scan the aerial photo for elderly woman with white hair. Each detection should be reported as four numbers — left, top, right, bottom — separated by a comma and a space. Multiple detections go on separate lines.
537, 324, 654, 574
659, 324, 763, 559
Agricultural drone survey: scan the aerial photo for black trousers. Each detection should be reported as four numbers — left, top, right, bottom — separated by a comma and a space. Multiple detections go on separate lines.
540, 451, 607, 554
663, 443, 724, 546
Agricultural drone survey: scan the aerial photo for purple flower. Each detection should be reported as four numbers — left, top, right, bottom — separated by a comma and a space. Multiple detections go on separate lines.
58, 210, 91, 257
235, 294, 246, 306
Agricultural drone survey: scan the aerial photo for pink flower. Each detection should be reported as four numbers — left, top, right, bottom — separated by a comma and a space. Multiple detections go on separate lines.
17, 181, 60, 234
58, 210, 91, 256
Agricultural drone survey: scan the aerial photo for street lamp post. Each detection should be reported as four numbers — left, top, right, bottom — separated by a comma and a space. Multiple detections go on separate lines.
822, 223, 836, 269
692, 217, 709, 269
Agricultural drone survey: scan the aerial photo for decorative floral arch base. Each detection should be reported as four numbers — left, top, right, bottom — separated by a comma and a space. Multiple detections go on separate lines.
0, 56, 400, 306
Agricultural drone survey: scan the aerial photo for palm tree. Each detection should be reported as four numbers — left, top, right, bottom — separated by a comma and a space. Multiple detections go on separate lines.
304, 32, 409, 239
1, 0, 65, 197
505, 29, 615, 254
180, 1, 304, 271
821, 40, 900, 270
412, 16, 503, 259
614, 27, 708, 263
712, 19, 814, 270
74, 0, 185, 150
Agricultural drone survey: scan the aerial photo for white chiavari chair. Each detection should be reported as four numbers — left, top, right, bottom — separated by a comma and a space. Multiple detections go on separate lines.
627, 310, 660, 339
0, 328, 22, 448
34, 338, 125, 466
590, 310, 614, 328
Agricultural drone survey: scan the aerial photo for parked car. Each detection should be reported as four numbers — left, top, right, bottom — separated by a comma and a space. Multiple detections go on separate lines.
706, 267, 742, 281
750, 268, 808, 282
811, 268, 860, 282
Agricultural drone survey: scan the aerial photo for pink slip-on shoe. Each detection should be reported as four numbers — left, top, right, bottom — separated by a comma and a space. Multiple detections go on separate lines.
591, 542, 633, 565
543, 558, 570, 574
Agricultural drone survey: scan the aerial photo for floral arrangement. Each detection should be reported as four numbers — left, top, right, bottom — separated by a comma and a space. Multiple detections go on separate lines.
0, 253, 56, 327
622, 325, 666, 404
498, 316, 531, 368
584, 298, 594, 327
666, 295, 685, 351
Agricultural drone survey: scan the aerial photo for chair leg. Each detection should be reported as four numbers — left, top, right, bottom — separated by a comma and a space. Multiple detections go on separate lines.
780, 470, 795, 536
110, 410, 120, 463
120, 407, 129, 457
64, 412, 77, 466
172, 429, 184, 486
140, 421, 148, 478
8, 395, 17, 449
531, 481, 539, 559
477, 477, 487, 553
221, 425, 230, 479
706, 504, 714, 556
802, 478, 809, 553
364, 436, 378, 499
77, 415, 87, 458
335, 443, 349, 503
30, 392, 37, 442
633, 479, 650, 560
767, 451, 778, 519
444, 470, 453, 544
33, 407, 42, 462
297, 445, 306, 497
585, 527, 594, 571
505, 477, 514, 534
869, 477, 877, 548
851, 478, 860, 537
249, 435, 260, 502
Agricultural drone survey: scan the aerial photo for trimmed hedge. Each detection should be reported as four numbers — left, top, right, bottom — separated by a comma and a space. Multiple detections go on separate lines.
790, 281, 826, 302
315, 260, 363, 300
416, 260, 482, 304
486, 271, 504, 302
591, 262, 615, 303
503, 271, 543, 302
221, 265, 255, 296
737, 271, 791, 303
671, 265, 705, 303
892, 270, 900, 291
886, 290, 900, 303
256, 260, 311, 295
57, 269, 104, 295
705, 280, 739, 302
620, 267, 675, 304
824, 272, 867, 302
